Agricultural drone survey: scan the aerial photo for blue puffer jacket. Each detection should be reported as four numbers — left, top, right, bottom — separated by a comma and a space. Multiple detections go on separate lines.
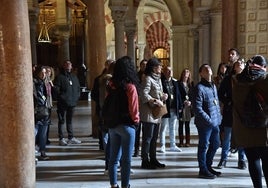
193, 78, 222, 127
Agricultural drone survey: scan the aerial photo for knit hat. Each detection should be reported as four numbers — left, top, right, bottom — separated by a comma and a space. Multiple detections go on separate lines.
251, 55, 267, 67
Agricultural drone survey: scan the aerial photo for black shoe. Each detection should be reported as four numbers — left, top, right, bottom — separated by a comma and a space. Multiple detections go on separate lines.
217, 160, 227, 169
141, 160, 156, 169
46, 140, 51, 145
238, 160, 247, 169
208, 167, 222, 177
132, 151, 139, 157
199, 171, 217, 179
150, 159, 166, 168
39, 151, 49, 160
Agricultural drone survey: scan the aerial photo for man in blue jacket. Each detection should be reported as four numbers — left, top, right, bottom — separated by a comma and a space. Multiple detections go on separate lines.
54, 60, 81, 146
193, 64, 222, 179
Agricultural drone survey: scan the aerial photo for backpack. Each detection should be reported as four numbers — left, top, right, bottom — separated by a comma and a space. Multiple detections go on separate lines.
241, 81, 268, 128
102, 87, 131, 128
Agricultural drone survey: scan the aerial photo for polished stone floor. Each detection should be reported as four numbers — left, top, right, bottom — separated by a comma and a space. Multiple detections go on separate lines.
36, 101, 266, 188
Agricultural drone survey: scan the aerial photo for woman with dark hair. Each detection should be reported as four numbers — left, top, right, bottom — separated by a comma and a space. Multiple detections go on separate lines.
214, 62, 227, 89
232, 55, 268, 188
107, 56, 140, 188
139, 57, 168, 169
178, 68, 194, 147
33, 65, 50, 160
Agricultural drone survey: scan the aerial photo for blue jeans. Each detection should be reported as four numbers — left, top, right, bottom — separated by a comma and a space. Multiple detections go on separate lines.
102, 131, 110, 170
159, 110, 177, 147
108, 125, 135, 188
221, 127, 246, 161
196, 124, 220, 172
35, 117, 49, 152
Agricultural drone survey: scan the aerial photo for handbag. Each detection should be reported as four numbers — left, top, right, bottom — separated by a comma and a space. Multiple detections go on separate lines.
152, 104, 168, 119
35, 106, 49, 120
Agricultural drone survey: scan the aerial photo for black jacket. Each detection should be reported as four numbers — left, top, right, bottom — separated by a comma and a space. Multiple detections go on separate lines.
54, 70, 80, 107
161, 77, 182, 118
33, 78, 47, 107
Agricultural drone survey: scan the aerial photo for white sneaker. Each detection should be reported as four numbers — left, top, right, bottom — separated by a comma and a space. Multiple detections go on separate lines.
170, 146, 182, 152
68, 137, 81, 144
159, 145, 166, 153
59, 138, 68, 146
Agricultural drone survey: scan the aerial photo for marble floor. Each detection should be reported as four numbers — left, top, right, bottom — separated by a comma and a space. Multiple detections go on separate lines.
36, 101, 265, 188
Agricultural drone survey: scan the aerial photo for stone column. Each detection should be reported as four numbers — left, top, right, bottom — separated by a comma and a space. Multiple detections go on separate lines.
55, 0, 71, 65
125, 20, 137, 61
210, 4, 222, 73
137, 43, 145, 63
0, 1, 35, 188
58, 31, 71, 64
191, 28, 200, 84
110, 5, 128, 59
171, 25, 192, 79
28, 0, 39, 65
85, 0, 107, 137
199, 9, 211, 66
221, 0, 237, 62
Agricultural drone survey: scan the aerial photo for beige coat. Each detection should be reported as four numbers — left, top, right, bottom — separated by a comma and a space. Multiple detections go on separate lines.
139, 74, 163, 124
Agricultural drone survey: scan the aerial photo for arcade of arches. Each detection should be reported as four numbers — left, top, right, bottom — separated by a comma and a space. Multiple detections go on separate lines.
0, 0, 268, 187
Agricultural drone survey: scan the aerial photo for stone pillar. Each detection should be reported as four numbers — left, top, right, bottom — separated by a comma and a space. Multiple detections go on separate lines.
191, 28, 200, 84
85, 0, 107, 137
55, 0, 71, 64
137, 43, 145, 63
28, 0, 39, 65
222, 0, 237, 62
58, 31, 70, 63
0, 1, 35, 188
171, 25, 192, 79
110, 5, 128, 59
210, 3, 222, 73
125, 20, 136, 62
199, 9, 211, 66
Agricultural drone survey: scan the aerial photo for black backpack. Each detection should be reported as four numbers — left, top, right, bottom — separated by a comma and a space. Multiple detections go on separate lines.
102, 87, 131, 128
241, 80, 268, 128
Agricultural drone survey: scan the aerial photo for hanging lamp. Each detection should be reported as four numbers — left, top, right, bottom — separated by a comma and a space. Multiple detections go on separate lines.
38, 5, 51, 43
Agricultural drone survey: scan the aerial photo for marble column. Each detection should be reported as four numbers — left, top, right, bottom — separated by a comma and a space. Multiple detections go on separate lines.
0, 1, 35, 188
110, 5, 128, 59
28, 0, 39, 65
171, 25, 192, 79
199, 9, 211, 66
137, 43, 145, 63
58, 31, 71, 64
210, 9, 222, 73
125, 20, 137, 62
55, 0, 71, 65
85, 0, 107, 137
221, 0, 237, 62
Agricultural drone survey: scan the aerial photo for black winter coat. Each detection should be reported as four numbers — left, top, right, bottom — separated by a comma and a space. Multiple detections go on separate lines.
54, 71, 80, 107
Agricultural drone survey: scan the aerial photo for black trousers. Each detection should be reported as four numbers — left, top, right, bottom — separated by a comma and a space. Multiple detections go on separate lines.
57, 104, 75, 140
244, 147, 268, 188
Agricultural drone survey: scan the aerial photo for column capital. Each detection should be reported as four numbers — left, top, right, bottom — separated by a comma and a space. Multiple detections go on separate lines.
125, 20, 137, 37
197, 7, 211, 24
109, 5, 128, 22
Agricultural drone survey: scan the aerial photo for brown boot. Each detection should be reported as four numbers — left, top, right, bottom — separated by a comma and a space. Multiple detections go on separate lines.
185, 135, 191, 147
178, 135, 184, 147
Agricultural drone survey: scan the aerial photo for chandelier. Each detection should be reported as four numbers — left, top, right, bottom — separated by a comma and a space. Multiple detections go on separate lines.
38, 6, 51, 43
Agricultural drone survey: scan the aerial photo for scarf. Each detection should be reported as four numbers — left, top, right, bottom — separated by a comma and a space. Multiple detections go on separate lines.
237, 62, 266, 82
